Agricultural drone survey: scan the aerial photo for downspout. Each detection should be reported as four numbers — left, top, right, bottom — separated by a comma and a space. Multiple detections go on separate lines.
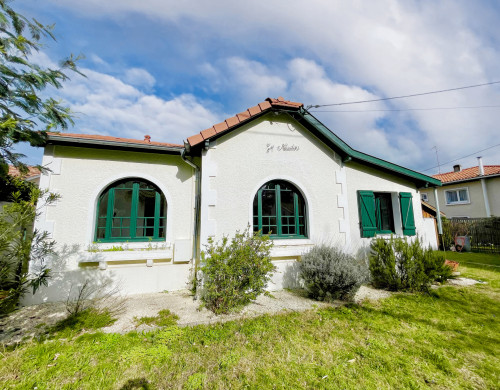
181, 148, 201, 266
478, 156, 491, 217
433, 187, 443, 234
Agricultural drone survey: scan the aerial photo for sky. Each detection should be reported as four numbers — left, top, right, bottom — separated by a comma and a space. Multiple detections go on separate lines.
14, 0, 500, 175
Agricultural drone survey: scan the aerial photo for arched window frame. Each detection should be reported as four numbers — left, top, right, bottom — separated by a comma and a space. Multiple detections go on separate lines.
94, 178, 167, 243
253, 180, 308, 239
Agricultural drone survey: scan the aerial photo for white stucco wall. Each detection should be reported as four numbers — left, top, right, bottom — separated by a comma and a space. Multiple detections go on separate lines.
199, 113, 344, 258
345, 161, 435, 252
24, 145, 196, 305
198, 113, 436, 289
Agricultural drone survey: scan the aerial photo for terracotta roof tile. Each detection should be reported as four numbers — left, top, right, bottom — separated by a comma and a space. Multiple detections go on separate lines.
187, 97, 303, 147
236, 111, 251, 121
213, 121, 229, 134
47, 132, 183, 148
248, 105, 262, 116
225, 116, 240, 128
8, 165, 41, 178
200, 127, 216, 139
258, 101, 272, 111
433, 165, 500, 183
187, 133, 204, 146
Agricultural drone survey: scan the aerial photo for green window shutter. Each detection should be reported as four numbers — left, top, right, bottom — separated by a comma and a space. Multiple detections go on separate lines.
399, 192, 416, 236
357, 191, 377, 238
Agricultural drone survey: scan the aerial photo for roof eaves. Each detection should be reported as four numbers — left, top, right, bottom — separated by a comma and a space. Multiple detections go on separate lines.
47, 134, 184, 153
440, 173, 500, 185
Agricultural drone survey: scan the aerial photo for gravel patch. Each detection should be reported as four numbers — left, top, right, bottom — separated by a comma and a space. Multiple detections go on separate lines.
0, 302, 67, 345
353, 285, 392, 303
104, 290, 333, 334
0, 285, 401, 344
447, 277, 486, 287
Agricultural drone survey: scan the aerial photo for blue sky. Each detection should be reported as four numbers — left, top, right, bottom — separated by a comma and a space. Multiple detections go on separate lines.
15, 0, 500, 174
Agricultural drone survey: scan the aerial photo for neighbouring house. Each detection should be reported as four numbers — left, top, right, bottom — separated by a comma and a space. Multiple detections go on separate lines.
420, 161, 500, 219
24, 97, 441, 304
1, 165, 41, 207
7, 165, 41, 185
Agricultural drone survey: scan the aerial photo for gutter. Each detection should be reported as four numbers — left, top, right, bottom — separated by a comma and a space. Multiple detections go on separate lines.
181, 147, 201, 267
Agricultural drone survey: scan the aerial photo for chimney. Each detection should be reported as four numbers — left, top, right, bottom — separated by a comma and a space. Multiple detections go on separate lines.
477, 156, 485, 176
453, 164, 461, 172
144, 135, 151, 143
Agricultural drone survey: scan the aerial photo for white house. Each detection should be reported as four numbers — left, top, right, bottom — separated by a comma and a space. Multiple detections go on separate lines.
24, 97, 441, 304
420, 161, 500, 219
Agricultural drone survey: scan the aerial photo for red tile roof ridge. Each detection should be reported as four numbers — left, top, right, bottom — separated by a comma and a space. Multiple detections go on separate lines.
187, 97, 303, 147
433, 165, 500, 183
47, 132, 183, 148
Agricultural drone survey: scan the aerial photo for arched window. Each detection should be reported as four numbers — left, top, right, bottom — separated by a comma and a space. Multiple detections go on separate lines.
95, 179, 167, 242
253, 180, 307, 238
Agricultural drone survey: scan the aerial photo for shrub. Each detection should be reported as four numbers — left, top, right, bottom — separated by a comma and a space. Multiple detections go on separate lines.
299, 245, 370, 301
370, 236, 453, 292
200, 228, 275, 315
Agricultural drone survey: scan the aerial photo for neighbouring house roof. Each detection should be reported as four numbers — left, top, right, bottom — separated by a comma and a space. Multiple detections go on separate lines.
186, 97, 441, 188
46, 132, 183, 153
433, 165, 500, 184
421, 200, 445, 217
8, 165, 41, 179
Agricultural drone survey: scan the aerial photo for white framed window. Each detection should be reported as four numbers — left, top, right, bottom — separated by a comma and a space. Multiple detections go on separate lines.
421, 193, 428, 202
445, 187, 470, 205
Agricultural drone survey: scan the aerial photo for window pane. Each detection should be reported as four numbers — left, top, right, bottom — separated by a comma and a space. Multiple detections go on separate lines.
113, 189, 133, 217
115, 180, 134, 189
458, 189, 468, 202
96, 227, 105, 239
375, 193, 394, 232
261, 189, 276, 234
159, 195, 166, 218
446, 191, 458, 203
98, 192, 109, 218
280, 189, 294, 216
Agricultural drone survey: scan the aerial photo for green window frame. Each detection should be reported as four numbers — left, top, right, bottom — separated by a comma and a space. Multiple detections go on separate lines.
253, 180, 307, 239
95, 179, 167, 242
358, 190, 415, 237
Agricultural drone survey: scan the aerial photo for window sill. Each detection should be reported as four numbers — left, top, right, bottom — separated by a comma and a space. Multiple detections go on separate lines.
445, 202, 470, 206
79, 248, 173, 264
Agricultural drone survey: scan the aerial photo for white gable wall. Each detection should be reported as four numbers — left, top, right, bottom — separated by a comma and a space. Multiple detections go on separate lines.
199, 114, 345, 289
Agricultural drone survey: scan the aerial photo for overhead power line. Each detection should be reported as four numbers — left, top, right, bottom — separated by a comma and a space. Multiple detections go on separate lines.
308, 80, 500, 109
421, 143, 500, 173
310, 104, 500, 113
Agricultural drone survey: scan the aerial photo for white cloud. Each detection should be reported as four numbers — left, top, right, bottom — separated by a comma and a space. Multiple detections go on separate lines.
56, 68, 220, 143
123, 68, 156, 89
44, 1, 500, 170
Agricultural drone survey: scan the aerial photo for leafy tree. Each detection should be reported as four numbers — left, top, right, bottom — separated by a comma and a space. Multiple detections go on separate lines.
0, 187, 57, 315
0, 0, 81, 178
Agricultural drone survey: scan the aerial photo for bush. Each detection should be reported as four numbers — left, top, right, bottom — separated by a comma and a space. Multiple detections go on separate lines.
370, 236, 453, 292
200, 228, 275, 314
299, 245, 370, 301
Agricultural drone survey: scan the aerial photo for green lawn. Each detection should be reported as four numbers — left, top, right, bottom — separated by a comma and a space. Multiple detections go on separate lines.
1, 252, 499, 389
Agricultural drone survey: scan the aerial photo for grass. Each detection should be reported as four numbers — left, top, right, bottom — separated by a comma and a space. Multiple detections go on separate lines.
1, 252, 499, 389
134, 309, 179, 328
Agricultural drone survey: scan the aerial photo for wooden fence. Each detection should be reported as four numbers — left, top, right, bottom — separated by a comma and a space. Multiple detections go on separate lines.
441, 217, 500, 253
